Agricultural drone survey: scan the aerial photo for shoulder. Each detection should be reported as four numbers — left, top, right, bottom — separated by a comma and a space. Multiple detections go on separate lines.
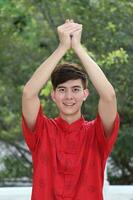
83, 117, 96, 126
82, 118, 96, 133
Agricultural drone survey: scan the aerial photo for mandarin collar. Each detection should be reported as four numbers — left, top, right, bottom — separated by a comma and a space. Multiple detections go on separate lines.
55, 115, 85, 134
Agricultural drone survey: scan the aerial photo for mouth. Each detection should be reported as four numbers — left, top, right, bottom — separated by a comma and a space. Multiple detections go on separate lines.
63, 103, 76, 107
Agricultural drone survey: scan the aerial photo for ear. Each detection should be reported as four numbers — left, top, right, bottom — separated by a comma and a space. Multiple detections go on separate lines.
51, 90, 56, 102
83, 89, 89, 101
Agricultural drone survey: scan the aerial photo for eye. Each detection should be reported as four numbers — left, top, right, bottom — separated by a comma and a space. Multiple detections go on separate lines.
72, 88, 80, 93
58, 88, 65, 93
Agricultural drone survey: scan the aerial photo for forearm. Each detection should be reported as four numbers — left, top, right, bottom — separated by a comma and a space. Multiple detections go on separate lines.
74, 45, 115, 100
23, 45, 67, 98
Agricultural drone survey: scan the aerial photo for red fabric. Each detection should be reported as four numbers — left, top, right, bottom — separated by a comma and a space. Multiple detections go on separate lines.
22, 105, 120, 200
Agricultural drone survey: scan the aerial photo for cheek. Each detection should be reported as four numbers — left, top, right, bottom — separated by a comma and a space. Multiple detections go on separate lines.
54, 94, 64, 105
76, 94, 85, 101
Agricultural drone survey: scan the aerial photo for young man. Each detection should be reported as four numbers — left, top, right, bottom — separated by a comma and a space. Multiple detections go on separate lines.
22, 19, 120, 200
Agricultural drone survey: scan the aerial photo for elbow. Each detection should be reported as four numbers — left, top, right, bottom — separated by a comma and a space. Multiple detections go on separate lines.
22, 85, 36, 99
102, 88, 116, 102
105, 89, 116, 102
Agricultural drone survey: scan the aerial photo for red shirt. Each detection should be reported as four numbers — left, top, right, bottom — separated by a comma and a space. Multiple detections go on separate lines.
22, 105, 120, 200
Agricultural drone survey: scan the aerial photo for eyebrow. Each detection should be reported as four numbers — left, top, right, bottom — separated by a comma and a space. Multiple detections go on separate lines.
57, 85, 82, 89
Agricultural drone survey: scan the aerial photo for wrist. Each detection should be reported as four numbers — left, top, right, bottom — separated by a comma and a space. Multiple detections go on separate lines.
58, 44, 69, 53
73, 43, 83, 52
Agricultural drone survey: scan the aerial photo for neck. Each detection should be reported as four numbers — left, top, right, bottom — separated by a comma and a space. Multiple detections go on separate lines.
60, 110, 82, 124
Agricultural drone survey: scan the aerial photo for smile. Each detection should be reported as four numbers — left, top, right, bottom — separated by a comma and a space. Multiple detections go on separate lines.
63, 103, 76, 106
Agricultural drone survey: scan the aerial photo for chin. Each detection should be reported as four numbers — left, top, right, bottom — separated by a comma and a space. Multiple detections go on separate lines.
61, 108, 80, 116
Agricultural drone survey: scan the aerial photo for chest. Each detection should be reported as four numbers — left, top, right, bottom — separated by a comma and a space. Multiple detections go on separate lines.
35, 125, 101, 173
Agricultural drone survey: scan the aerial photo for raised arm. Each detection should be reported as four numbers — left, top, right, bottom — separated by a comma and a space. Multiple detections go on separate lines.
71, 22, 117, 137
22, 20, 80, 131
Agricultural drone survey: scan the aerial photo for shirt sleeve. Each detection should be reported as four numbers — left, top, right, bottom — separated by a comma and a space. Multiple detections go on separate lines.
21, 104, 46, 152
94, 112, 120, 158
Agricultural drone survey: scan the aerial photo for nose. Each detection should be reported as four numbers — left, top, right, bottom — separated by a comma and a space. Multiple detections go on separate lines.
65, 89, 73, 99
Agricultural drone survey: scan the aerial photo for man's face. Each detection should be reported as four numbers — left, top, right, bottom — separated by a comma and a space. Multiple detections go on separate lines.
51, 79, 89, 117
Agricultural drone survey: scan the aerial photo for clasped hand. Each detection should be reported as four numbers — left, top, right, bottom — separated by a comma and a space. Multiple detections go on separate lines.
57, 19, 82, 51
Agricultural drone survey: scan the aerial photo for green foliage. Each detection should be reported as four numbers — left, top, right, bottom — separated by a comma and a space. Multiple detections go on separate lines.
0, 155, 31, 179
0, 0, 133, 185
40, 81, 59, 118
108, 125, 133, 184
101, 48, 129, 68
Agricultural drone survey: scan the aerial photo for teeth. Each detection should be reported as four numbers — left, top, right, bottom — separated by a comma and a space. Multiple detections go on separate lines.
63, 103, 75, 106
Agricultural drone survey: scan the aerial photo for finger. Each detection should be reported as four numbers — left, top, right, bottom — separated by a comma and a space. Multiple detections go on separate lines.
69, 28, 82, 36
63, 22, 79, 28
70, 25, 82, 32
71, 27, 82, 33
65, 19, 70, 23
59, 23, 81, 34
64, 22, 76, 27
58, 23, 72, 31
64, 26, 80, 32
70, 19, 74, 23
64, 24, 81, 31
65, 27, 81, 35
63, 23, 75, 29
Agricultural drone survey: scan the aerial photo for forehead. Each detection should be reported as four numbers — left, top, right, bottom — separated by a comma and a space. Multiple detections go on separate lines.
57, 79, 83, 88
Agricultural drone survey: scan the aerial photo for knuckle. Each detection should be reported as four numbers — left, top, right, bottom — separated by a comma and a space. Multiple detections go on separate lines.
57, 25, 62, 30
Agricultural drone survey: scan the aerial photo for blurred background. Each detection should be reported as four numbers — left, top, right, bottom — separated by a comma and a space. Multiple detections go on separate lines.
0, 0, 133, 195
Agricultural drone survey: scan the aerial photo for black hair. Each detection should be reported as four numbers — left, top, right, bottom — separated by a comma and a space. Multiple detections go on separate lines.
51, 63, 88, 90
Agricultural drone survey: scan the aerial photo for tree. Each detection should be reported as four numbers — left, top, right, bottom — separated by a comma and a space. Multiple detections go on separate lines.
0, 0, 133, 185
